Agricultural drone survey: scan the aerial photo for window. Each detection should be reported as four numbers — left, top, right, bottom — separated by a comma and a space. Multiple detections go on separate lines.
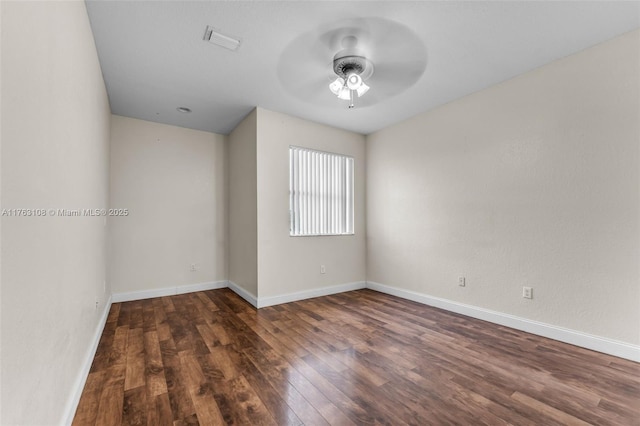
289, 146, 354, 236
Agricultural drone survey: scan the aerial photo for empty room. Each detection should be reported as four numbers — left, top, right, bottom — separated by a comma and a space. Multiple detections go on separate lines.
1, 1, 639, 425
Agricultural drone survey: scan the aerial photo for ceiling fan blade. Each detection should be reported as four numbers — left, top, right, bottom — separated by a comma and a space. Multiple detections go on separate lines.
370, 26, 426, 65
353, 91, 381, 108
277, 16, 427, 106
277, 34, 333, 100
317, 19, 373, 53
285, 75, 334, 101
370, 60, 427, 95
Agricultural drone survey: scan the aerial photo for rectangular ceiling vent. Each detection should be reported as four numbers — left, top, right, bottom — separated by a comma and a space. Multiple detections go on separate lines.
203, 25, 241, 51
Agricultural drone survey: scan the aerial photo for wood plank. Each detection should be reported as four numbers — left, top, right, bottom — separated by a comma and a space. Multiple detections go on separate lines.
144, 331, 168, 397
159, 337, 197, 422
225, 374, 278, 425
125, 328, 145, 390
237, 312, 354, 425
142, 299, 157, 333
511, 391, 593, 425
239, 354, 307, 426
152, 393, 174, 426
129, 300, 144, 330
122, 385, 147, 426
72, 370, 107, 426
179, 352, 226, 425
94, 365, 126, 426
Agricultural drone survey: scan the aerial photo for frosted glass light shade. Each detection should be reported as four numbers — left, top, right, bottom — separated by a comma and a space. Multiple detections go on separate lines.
329, 78, 345, 95
356, 82, 369, 97
346, 73, 362, 90
337, 87, 351, 100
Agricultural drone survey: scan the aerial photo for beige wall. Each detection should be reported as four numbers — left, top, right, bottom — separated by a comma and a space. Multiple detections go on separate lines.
256, 108, 366, 299
366, 30, 640, 345
228, 110, 258, 298
109, 115, 227, 295
1, 1, 111, 424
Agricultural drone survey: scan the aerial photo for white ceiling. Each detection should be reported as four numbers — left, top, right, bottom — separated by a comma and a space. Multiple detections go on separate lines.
85, 1, 640, 135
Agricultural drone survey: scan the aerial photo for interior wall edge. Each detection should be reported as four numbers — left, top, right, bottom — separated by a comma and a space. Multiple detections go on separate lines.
111, 280, 228, 303
61, 294, 113, 426
108, 278, 369, 310
227, 280, 258, 308
366, 281, 640, 362
257, 281, 367, 308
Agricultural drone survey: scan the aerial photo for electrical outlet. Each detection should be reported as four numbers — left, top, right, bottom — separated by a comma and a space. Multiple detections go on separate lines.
458, 276, 466, 287
522, 286, 533, 299
190, 263, 197, 272
320, 265, 326, 274
95, 298, 99, 310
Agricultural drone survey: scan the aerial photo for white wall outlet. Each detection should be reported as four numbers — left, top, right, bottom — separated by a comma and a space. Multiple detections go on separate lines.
320, 265, 326, 274
523, 286, 533, 299
458, 276, 466, 287
190, 263, 197, 272
95, 298, 99, 310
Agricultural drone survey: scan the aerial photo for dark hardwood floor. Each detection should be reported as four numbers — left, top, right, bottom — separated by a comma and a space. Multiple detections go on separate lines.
73, 288, 640, 425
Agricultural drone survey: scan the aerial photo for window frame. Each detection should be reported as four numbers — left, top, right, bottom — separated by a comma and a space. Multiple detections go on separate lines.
289, 145, 355, 237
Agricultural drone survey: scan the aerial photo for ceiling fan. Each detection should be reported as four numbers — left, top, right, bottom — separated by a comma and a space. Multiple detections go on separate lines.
328, 35, 374, 108
278, 17, 427, 109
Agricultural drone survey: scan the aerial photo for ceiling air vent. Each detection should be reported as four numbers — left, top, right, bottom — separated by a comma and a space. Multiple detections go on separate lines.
203, 25, 241, 51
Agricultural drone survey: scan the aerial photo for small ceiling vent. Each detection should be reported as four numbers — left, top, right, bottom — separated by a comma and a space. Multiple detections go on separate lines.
203, 25, 241, 51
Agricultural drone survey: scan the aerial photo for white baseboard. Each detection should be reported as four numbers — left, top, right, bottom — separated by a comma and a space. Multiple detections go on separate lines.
62, 294, 113, 426
110, 279, 367, 310
227, 280, 258, 307
176, 280, 228, 295
258, 281, 367, 308
366, 281, 640, 363
112, 280, 227, 303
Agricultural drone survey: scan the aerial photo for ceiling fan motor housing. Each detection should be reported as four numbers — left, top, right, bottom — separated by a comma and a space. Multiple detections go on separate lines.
333, 55, 374, 80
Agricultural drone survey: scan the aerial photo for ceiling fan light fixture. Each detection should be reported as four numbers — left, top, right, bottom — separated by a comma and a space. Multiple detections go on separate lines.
329, 53, 373, 108
329, 77, 345, 95
356, 82, 370, 97
337, 86, 351, 100
346, 73, 362, 90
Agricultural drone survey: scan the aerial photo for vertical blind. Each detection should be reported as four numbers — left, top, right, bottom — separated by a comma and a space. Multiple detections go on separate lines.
289, 146, 354, 236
